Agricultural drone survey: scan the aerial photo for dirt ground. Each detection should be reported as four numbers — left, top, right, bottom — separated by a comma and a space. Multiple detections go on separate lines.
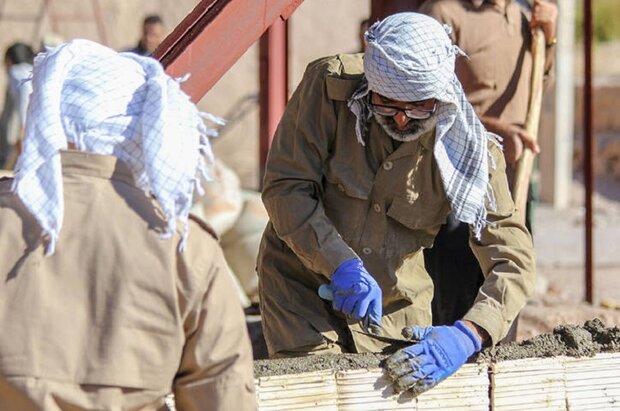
517, 178, 620, 341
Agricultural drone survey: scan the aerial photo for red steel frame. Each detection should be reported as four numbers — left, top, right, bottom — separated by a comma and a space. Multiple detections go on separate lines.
259, 18, 288, 182
583, 0, 594, 304
153, 0, 302, 103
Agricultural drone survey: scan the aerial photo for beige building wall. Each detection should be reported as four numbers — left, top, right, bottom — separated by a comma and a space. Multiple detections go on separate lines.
0, 0, 369, 188
200, 0, 370, 188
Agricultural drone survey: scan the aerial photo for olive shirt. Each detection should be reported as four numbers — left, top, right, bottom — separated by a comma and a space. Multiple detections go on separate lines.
258, 54, 535, 356
0, 151, 256, 411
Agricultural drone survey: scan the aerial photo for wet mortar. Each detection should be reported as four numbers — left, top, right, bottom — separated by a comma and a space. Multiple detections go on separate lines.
254, 352, 388, 378
254, 319, 620, 377
478, 318, 620, 362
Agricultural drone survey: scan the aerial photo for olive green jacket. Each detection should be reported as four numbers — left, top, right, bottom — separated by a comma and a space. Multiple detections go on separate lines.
258, 54, 535, 355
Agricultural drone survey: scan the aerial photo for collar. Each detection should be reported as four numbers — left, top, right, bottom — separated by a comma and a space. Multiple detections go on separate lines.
418, 127, 436, 151
60, 150, 136, 187
385, 127, 436, 161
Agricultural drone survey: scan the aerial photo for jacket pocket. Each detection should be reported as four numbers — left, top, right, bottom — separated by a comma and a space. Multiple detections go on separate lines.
386, 196, 449, 251
324, 159, 373, 200
387, 196, 449, 231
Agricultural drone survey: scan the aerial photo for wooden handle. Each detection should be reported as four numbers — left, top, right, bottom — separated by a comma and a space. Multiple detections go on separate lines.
512, 28, 546, 216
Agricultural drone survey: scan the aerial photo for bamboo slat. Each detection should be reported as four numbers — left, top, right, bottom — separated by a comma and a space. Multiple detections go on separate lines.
491, 358, 565, 411
565, 353, 620, 410
255, 353, 620, 410
416, 363, 489, 411
256, 370, 338, 410
335, 369, 416, 411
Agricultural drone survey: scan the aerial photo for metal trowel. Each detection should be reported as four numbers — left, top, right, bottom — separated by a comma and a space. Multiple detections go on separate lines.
318, 284, 416, 345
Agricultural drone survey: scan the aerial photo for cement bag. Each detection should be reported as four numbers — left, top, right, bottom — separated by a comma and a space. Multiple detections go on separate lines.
220, 190, 268, 304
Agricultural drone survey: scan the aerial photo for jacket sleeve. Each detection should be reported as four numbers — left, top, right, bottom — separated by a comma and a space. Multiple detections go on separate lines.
463, 140, 536, 345
173, 243, 256, 411
261, 58, 358, 278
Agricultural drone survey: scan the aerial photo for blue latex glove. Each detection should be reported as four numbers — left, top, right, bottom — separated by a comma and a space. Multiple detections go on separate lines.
385, 321, 482, 395
328, 258, 382, 327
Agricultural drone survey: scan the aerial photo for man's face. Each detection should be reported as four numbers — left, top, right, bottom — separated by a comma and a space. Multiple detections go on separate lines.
141, 23, 164, 54
369, 92, 438, 142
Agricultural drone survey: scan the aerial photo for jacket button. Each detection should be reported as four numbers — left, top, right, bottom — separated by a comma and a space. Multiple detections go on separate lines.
383, 161, 393, 171
362, 247, 372, 255
373, 203, 381, 213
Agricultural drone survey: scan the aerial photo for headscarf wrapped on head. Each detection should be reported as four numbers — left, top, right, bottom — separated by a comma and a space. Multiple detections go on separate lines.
348, 12, 496, 239
12, 39, 222, 255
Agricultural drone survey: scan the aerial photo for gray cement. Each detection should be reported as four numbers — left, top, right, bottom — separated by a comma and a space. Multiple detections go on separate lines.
478, 318, 620, 361
254, 319, 620, 377
254, 353, 387, 378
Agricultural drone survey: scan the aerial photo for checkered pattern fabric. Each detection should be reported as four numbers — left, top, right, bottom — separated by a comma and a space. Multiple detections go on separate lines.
348, 12, 494, 238
12, 39, 219, 255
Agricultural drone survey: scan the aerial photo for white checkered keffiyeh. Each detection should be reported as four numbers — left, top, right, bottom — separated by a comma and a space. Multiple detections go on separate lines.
12, 39, 221, 255
348, 12, 496, 239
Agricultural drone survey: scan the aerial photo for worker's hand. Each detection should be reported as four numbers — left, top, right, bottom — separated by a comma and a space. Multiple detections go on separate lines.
385, 321, 482, 395
503, 132, 524, 166
494, 122, 540, 166
531, 0, 558, 44
329, 258, 382, 327
481, 117, 540, 165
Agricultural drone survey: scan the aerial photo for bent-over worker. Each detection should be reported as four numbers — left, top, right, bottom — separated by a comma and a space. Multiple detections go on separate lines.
257, 12, 535, 395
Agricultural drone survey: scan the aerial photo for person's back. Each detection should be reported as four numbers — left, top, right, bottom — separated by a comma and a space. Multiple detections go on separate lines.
0, 40, 256, 411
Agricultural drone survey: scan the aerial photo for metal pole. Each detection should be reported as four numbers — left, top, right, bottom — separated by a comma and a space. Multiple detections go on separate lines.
583, 0, 594, 304
259, 18, 289, 184
153, 0, 303, 102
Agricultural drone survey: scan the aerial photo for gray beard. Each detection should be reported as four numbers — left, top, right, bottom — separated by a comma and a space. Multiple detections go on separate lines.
374, 112, 438, 142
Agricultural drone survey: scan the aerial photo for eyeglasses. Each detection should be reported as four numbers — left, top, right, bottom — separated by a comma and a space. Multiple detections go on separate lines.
368, 100, 437, 120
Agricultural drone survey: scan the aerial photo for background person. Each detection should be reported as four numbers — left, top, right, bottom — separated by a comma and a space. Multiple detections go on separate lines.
126, 14, 165, 56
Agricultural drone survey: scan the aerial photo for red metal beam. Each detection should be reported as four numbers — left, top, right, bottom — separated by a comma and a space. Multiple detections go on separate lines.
259, 18, 288, 180
153, 0, 303, 103
583, 0, 594, 304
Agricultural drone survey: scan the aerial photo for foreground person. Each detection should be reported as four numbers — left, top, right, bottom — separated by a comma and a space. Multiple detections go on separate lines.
0, 40, 255, 410
258, 12, 535, 395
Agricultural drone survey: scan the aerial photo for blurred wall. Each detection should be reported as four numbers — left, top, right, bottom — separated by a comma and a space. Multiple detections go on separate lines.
200, 0, 370, 188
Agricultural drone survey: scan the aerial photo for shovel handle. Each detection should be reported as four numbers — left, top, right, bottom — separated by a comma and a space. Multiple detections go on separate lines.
513, 27, 546, 215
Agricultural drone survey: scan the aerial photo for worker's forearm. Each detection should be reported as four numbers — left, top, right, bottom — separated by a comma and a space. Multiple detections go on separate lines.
465, 142, 536, 345
262, 186, 357, 277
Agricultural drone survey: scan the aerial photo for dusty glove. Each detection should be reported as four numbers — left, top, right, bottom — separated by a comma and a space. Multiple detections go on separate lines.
329, 258, 382, 327
385, 321, 482, 395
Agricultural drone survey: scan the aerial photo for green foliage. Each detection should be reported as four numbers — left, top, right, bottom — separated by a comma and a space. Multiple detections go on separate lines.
575, 0, 620, 43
